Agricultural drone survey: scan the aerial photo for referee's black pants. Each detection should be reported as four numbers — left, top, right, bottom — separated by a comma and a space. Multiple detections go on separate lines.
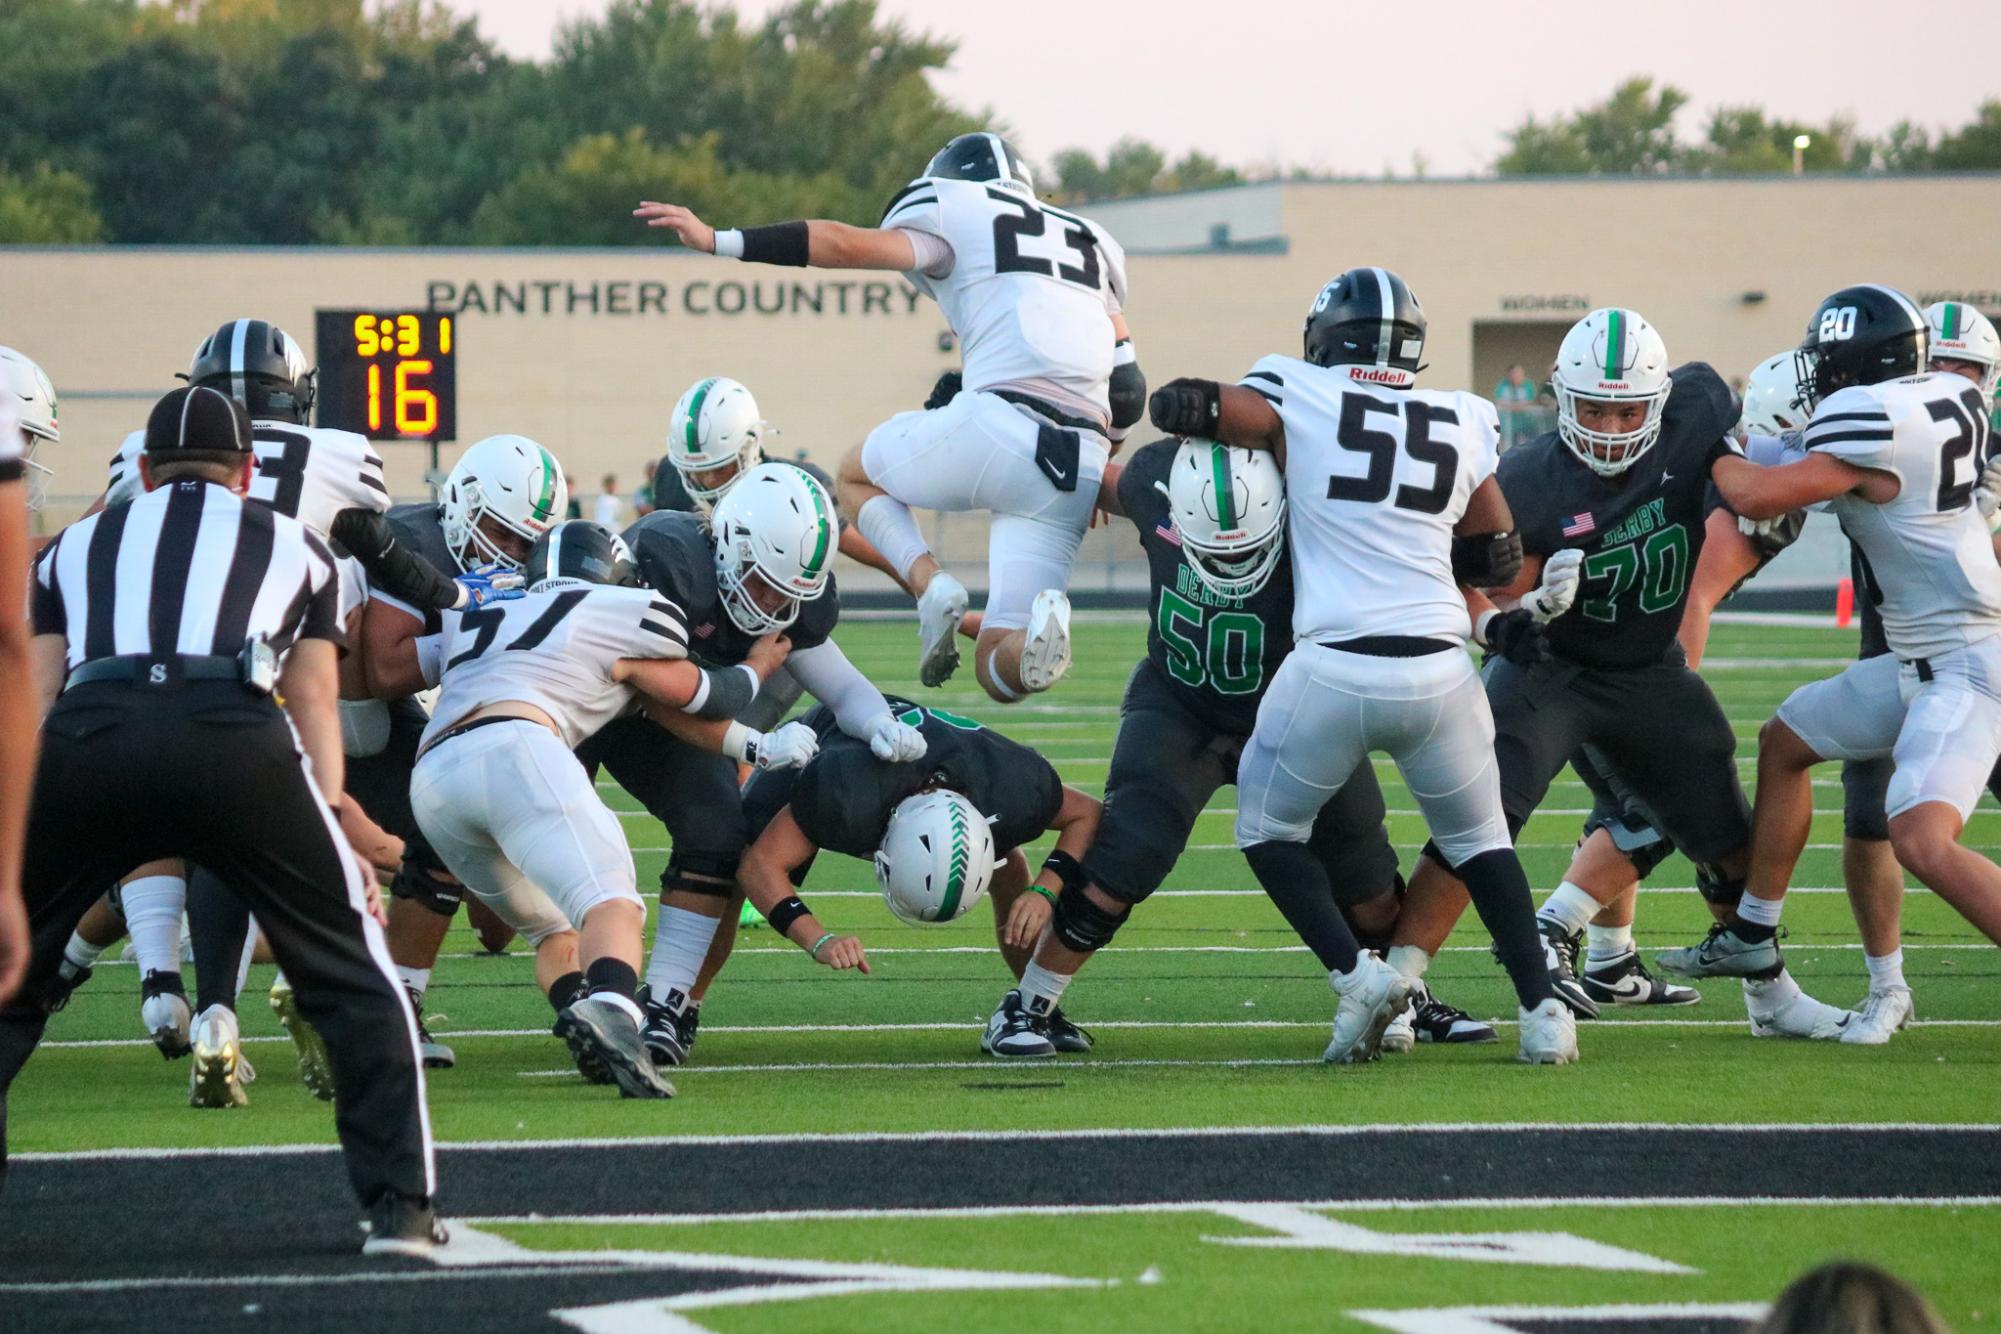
0, 680, 436, 1210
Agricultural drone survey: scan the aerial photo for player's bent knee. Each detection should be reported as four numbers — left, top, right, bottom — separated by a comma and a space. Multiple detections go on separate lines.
663, 855, 740, 896
1050, 885, 1130, 954
390, 861, 463, 917
562, 882, 646, 928
1758, 715, 1818, 767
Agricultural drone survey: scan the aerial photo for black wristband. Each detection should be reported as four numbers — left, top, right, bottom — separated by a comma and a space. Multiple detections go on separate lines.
1148, 378, 1222, 436
740, 221, 811, 267
331, 507, 461, 612
766, 894, 811, 937
1040, 850, 1086, 895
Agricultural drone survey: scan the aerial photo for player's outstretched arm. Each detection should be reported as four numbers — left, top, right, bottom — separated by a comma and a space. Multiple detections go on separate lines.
786, 640, 925, 761
633, 202, 919, 272
1149, 379, 1285, 462
1006, 786, 1103, 950
740, 809, 869, 972
1710, 451, 1888, 519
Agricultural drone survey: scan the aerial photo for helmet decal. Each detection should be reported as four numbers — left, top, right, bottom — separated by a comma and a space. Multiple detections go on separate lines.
1210, 443, 1236, 530
532, 445, 558, 523
683, 377, 715, 453
938, 798, 971, 920
1603, 308, 1625, 380
802, 480, 832, 577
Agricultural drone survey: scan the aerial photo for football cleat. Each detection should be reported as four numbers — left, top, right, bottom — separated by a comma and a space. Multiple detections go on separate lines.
739, 898, 765, 928
555, 996, 674, 1099
916, 571, 969, 687
1538, 919, 1600, 1020
1840, 985, 1913, 1046
1583, 949, 1701, 1007
271, 976, 335, 1101
1017, 590, 1073, 692
638, 986, 695, 1068
188, 1006, 249, 1109
1412, 984, 1499, 1044
1047, 1007, 1093, 1053
406, 987, 456, 1070
139, 970, 192, 1059
1746, 982, 1853, 1041
46, 964, 93, 1012
1657, 922, 1783, 979
1381, 1006, 1416, 1055
1517, 998, 1580, 1065
361, 1194, 449, 1257
981, 989, 1056, 1058
1324, 956, 1414, 1065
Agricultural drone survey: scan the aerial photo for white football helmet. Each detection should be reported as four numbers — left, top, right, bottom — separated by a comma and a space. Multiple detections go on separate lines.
1924, 301, 2001, 406
1739, 352, 1810, 437
666, 376, 769, 512
0, 346, 59, 512
874, 788, 995, 924
710, 463, 836, 635
1168, 439, 1286, 601
1551, 308, 1672, 476
440, 434, 568, 572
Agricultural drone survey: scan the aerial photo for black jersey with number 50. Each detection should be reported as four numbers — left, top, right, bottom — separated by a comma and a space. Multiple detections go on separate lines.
1120, 438, 1295, 736
1500, 362, 1739, 671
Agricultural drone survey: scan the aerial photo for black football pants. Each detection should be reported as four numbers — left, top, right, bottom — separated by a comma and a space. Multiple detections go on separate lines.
0, 680, 436, 1210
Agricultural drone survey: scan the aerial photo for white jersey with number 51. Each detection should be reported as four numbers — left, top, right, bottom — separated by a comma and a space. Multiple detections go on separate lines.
883, 176, 1127, 428
1240, 355, 1501, 645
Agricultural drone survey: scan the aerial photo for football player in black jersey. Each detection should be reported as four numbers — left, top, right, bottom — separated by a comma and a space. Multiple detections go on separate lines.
721, 697, 1101, 1059
1385, 308, 1851, 1041
976, 437, 1490, 1058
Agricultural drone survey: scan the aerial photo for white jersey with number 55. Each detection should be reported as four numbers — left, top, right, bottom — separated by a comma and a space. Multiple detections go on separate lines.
421, 581, 690, 752
1241, 355, 1500, 644
884, 176, 1127, 428
1805, 372, 2001, 660
107, 420, 389, 537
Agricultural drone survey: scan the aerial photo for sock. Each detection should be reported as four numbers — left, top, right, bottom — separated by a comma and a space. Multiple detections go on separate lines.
856, 495, 932, 582
61, 933, 107, 979
646, 906, 719, 1005
1864, 948, 1907, 992
1459, 848, 1556, 1008
1242, 840, 1361, 975
1386, 945, 1431, 982
120, 875, 186, 978
396, 966, 433, 1001
1536, 881, 1599, 937
547, 970, 587, 1013
1743, 966, 1800, 1014
186, 868, 252, 1015
1018, 960, 1074, 1015
1586, 923, 1634, 963
1735, 892, 1783, 932
585, 957, 641, 1003
235, 926, 261, 999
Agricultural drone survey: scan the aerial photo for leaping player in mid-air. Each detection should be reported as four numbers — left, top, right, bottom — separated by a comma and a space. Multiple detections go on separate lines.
635, 132, 1146, 703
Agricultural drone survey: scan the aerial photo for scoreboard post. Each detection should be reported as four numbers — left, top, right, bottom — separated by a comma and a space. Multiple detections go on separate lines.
313, 310, 458, 481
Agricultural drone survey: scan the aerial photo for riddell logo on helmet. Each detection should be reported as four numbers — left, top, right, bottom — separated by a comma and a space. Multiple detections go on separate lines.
1596, 380, 1633, 390
1347, 367, 1410, 384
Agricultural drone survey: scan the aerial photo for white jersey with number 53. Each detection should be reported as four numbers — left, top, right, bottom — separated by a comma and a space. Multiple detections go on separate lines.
884, 177, 1127, 428
1241, 355, 1500, 645
421, 581, 690, 752
107, 420, 389, 537
1805, 372, 2001, 660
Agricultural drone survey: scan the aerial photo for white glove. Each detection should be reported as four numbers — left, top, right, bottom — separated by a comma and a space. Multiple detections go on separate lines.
1975, 457, 2001, 532
867, 715, 928, 763
1520, 547, 1583, 622
1737, 513, 1788, 541
751, 721, 819, 771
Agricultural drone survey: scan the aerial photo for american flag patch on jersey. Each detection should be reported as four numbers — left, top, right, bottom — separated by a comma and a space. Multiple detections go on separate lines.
694, 621, 716, 639
1155, 523, 1182, 546
1561, 512, 1596, 537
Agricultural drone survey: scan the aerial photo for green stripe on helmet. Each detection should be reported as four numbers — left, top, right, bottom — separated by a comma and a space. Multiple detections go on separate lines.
532, 446, 557, 521
684, 378, 716, 453
1210, 443, 1236, 529
1944, 303, 1962, 341
937, 800, 969, 920
801, 477, 832, 576
1604, 309, 1625, 380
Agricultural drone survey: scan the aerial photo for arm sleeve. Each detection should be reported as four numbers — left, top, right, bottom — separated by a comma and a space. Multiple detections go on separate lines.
333, 508, 462, 613
1802, 387, 1899, 471
30, 543, 64, 637
785, 639, 895, 739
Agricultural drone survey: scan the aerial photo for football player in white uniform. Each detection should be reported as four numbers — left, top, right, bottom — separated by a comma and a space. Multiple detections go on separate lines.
1149, 267, 1579, 1065
635, 132, 1143, 703
401, 520, 810, 1097
1670, 286, 2001, 1034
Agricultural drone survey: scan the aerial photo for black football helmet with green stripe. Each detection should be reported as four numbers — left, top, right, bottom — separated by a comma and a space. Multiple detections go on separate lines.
709, 462, 836, 635
524, 520, 636, 591
1795, 284, 1928, 411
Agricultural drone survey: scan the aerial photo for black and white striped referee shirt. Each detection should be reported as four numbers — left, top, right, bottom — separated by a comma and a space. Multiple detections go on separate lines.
32, 477, 344, 671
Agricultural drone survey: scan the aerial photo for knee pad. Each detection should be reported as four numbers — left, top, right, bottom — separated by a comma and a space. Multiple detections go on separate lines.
1694, 863, 1744, 907
390, 860, 463, 917
1050, 889, 1130, 954
662, 852, 739, 897
1589, 808, 1676, 878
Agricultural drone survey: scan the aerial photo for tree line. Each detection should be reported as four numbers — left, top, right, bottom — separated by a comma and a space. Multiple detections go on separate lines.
0, 2, 1994, 245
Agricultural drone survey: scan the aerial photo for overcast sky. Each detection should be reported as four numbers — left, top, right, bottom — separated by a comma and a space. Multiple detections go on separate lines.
444, 0, 1998, 178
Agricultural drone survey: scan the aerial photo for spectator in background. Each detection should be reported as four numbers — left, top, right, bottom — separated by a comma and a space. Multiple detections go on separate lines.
1757, 1262, 1949, 1334
593, 473, 623, 527
1492, 363, 1538, 452
634, 460, 657, 517
564, 474, 583, 520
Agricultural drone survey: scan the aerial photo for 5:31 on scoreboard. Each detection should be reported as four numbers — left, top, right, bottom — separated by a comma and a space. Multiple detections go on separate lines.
313, 310, 458, 442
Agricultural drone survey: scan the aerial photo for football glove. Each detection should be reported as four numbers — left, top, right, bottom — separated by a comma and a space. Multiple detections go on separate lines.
1976, 458, 2001, 533
866, 715, 928, 763
1483, 608, 1551, 666
1148, 378, 1222, 437
1518, 547, 1582, 622
751, 721, 819, 771
454, 563, 526, 610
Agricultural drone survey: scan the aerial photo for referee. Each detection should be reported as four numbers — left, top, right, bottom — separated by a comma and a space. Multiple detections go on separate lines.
0, 386, 444, 1255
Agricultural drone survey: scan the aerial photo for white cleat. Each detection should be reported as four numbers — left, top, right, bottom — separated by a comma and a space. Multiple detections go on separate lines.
139, 971, 192, 1060
1380, 1006, 1415, 1055
1840, 985, 1914, 1046
188, 1005, 249, 1109
1746, 982, 1854, 1041
916, 572, 969, 687
1324, 956, 1414, 1065
1016, 590, 1073, 693
1517, 998, 1580, 1065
